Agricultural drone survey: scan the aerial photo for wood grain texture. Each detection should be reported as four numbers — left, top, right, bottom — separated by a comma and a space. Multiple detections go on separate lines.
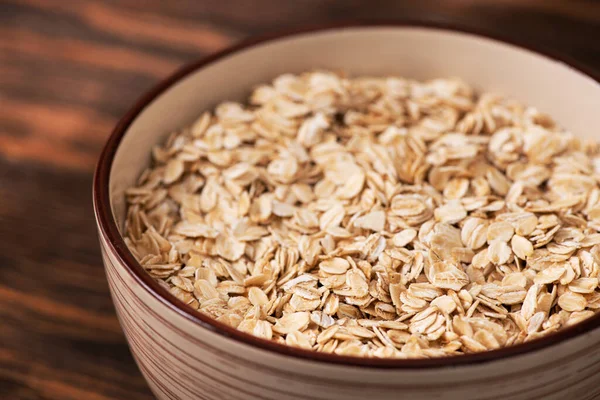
0, 1, 598, 399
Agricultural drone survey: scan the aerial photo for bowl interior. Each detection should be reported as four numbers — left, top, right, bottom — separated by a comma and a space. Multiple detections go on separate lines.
109, 26, 600, 229
102, 27, 600, 368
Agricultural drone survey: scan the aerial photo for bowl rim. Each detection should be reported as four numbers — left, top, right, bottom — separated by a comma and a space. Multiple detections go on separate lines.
93, 20, 600, 369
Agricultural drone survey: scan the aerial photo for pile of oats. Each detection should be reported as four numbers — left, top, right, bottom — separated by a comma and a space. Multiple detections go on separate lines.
124, 71, 600, 358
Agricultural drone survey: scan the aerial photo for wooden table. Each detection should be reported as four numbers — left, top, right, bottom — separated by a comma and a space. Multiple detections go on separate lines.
1, 1, 599, 398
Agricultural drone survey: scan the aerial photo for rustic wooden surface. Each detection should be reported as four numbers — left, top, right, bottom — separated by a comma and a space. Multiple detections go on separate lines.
0, 0, 599, 399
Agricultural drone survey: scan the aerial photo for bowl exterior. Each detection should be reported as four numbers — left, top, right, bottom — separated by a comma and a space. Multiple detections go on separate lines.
98, 231, 600, 400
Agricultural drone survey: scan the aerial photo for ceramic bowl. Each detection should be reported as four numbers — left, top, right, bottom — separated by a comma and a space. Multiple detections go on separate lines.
93, 23, 600, 400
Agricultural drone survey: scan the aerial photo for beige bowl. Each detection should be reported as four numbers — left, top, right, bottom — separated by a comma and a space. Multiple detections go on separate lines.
94, 23, 600, 400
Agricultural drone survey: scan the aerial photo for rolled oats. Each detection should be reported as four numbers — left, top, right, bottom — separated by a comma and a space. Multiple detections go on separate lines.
124, 71, 600, 358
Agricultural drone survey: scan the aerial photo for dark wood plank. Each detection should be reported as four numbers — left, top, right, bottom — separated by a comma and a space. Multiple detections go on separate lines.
0, 158, 153, 399
0, 0, 598, 399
